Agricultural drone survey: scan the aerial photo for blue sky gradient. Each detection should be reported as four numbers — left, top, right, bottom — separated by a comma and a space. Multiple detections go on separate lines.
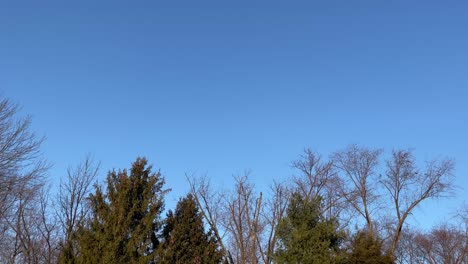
1, 1, 467, 228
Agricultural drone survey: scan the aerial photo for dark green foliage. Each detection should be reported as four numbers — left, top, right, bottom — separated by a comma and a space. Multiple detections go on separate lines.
73, 158, 167, 264
158, 193, 223, 263
58, 232, 80, 264
345, 231, 394, 264
274, 192, 345, 264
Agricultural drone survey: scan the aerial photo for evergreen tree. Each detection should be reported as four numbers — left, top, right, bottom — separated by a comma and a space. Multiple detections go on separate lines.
159, 193, 223, 263
345, 231, 394, 264
274, 192, 344, 264
74, 158, 167, 264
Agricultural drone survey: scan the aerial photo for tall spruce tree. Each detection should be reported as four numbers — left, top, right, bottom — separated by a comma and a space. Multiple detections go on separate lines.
274, 192, 344, 264
159, 193, 223, 263
74, 158, 167, 264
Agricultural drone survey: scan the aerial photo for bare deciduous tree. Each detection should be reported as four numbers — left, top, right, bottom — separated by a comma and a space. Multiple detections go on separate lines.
188, 173, 285, 264
56, 156, 99, 262
419, 225, 468, 264
187, 174, 231, 262
0, 98, 47, 218
38, 188, 59, 264
332, 145, 455, 261
259, 180, 289, 264
292, 149, 345, 220
382, 150, 455, 256
0, 97, 49, 263
3, 183, 58, 264
223, 174, 263, 264
398, 224, 468, 264
332, 145, 382, 237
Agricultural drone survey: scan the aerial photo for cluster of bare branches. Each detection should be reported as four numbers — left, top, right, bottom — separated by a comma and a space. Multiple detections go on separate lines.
397, 220, 468, 264
396, 204, 468, 264
188, 145, 456, 263
0, 98, 53, 263
331, 145, 455, 257
0, 97, 100, 264
188, 172, 286, 264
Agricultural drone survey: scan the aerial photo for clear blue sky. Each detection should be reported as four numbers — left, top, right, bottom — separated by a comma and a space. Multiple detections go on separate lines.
1, 1, 467, 228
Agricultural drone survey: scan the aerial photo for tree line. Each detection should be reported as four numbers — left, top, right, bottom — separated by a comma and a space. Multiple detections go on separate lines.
1, 96, 467, 264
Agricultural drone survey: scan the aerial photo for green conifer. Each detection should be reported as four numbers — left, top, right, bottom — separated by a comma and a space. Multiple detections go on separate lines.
74, 158, 167, 264
275, 192, 344, 264
346, 231, 394, 264
159, 193, 223, 263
